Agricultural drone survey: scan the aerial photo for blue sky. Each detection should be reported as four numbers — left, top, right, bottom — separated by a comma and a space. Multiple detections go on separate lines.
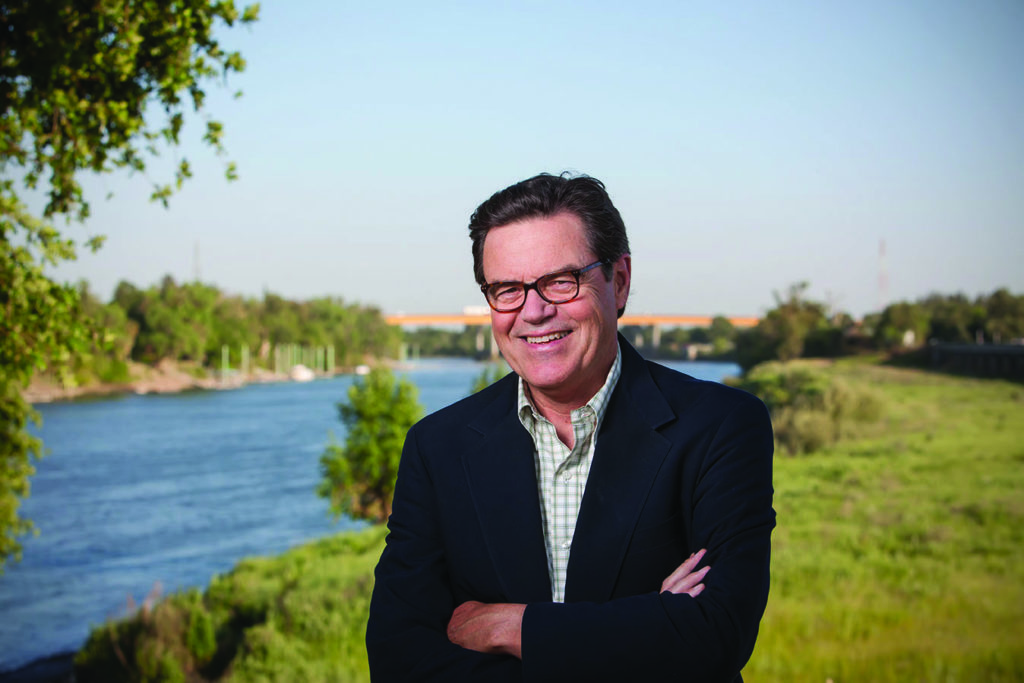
47, 0, 1024, 318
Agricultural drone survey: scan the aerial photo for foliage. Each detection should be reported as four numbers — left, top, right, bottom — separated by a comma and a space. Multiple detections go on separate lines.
735, 282, 832, 370
733, 286, 1024, 371
74, 276, 402, 371
980, 288, 1024, 342
0, 199, 94, 570
69, 282, 137, 385
74, 526, 388, 683
0, 0, 257, 569
874, 301, 932, 349
876, 289, 1024, 349
318, 368, 423, 523
1, 0, 259, 219
470, 361, 510, 394
730, 360, 884, 455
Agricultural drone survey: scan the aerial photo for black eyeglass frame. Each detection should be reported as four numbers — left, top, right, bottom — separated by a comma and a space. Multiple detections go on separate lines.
480, 260, 606, 312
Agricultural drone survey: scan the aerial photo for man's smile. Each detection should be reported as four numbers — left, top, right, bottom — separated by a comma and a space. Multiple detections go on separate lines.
524, 331, 571, 344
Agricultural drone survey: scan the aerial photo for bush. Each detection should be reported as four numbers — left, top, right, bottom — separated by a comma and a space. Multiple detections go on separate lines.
318, 368, 423, 523
729, 361, 884, 455
186, 605, 217, 663
74, 526, 387, 683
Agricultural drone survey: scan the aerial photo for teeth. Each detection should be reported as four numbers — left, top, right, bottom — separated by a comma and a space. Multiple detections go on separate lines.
526, 331, 569, 344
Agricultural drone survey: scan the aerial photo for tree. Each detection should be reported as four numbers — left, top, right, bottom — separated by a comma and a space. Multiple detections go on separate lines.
735, 282, 830, 370
980, 288, 1024, 343
0, 0, 258, 570
919, 293, 979, 343
874, 301, 930, 349
318, 368, 424, 523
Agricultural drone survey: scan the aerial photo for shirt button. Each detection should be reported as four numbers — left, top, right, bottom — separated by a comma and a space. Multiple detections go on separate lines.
561, 541, 571, 549
562, 473, 573, 482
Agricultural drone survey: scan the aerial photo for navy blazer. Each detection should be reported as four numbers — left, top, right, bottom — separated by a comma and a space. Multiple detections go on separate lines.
367, 338, 775, 682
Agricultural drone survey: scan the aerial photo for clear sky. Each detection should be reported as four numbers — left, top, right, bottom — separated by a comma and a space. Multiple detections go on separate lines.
45, 0, 1024, 318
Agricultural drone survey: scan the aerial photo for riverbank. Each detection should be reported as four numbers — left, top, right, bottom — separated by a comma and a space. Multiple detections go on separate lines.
21, 360, 378, 404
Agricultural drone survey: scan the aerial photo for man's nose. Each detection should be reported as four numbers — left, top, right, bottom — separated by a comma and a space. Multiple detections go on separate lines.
519, 288, 554, 323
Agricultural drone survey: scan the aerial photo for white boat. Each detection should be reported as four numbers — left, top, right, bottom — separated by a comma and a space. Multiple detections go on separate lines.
289, 364, 315, 382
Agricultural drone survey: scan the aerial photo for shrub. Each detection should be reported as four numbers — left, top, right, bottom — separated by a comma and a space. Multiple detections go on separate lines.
318, 368, 423, 522
730, 361, 884, 455
75, 527, 387, 683
186, 606, 217, 663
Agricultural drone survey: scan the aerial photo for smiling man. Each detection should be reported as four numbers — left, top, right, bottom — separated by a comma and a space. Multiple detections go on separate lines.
366, 173, 775, 682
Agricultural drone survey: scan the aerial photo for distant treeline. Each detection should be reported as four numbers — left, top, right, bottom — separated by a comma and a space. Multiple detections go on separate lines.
69, 275, 402, 384
734, 285, 1024, 371
404, 286, 1024, 371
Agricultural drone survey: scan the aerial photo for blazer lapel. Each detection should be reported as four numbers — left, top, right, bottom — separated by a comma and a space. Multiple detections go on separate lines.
564, 339, 676, 603
462, 375, 552, 603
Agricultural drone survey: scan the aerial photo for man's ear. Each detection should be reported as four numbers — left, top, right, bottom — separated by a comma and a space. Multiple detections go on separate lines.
613, 254, 631, 311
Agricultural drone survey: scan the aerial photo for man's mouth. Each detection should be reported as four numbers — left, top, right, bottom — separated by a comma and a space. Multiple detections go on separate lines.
524, 331, 570, 344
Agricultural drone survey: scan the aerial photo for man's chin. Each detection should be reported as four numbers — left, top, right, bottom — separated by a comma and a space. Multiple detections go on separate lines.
520, 368, 580, 399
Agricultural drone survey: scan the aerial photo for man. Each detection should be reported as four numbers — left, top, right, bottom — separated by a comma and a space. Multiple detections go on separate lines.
367, 173, 775, 681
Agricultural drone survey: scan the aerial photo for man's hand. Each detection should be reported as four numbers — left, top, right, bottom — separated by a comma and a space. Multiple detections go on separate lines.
661, 548, 710, 596
446, 551, 707, 659
447, 601, 526, 659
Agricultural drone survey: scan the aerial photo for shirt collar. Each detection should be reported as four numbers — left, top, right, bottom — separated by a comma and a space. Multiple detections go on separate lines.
517, 343, 622, 430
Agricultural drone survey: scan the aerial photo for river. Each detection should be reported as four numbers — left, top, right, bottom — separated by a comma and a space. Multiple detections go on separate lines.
0, 357, 740, 675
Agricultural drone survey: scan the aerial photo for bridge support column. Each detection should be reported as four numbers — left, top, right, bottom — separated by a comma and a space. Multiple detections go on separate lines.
652, 324, 661, 351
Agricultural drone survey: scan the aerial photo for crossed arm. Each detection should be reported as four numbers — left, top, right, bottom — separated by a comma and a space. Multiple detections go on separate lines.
446, 549, 712, 658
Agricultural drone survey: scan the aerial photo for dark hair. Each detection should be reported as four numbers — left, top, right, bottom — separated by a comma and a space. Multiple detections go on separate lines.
468, 173, 631, 293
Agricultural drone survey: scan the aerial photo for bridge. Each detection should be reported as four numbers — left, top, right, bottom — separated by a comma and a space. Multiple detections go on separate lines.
386, 312, 760, 359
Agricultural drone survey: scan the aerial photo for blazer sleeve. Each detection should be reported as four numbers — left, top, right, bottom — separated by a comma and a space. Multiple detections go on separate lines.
520, 394, 775, 682
366, 424, 522, 682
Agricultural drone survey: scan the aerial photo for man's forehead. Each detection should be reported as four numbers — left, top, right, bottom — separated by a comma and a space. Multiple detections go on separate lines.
481, 214, 592, 280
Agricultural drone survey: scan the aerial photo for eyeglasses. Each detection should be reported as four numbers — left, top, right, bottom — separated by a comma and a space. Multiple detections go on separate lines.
481, 260, 605, 312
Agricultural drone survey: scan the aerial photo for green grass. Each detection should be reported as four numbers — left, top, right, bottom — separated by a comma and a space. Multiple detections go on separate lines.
75, 360, 1024, 681
746, 360, 1024, 681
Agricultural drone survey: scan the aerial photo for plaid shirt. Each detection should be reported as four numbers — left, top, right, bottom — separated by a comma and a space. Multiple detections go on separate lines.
517, 346, 622, 602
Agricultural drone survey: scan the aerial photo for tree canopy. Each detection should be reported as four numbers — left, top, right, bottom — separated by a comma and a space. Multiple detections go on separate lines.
0, 0, 258, 571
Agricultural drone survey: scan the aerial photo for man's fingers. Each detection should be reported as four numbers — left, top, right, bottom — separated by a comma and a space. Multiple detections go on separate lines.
663, 564, 710, 595
660, 548, 707, 592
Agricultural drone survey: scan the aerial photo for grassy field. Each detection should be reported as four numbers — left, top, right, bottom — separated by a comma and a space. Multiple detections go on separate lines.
747, 359, 1024, 681
75, 360, 1024, 681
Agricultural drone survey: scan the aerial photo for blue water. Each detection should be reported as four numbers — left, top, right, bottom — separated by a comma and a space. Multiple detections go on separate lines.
0, 357, 738, 673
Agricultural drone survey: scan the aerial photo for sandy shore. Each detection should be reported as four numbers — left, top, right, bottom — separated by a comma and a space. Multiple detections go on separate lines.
23, 360, 285, 404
